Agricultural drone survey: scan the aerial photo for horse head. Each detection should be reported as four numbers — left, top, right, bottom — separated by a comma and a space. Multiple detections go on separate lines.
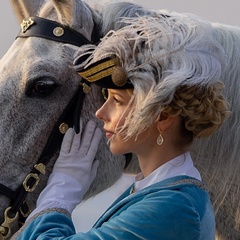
0, 0, 128, 238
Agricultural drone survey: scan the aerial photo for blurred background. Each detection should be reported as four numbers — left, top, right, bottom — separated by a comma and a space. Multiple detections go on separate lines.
0, 0, 239, 233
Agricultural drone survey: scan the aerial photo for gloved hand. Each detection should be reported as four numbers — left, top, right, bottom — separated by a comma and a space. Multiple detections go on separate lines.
27, 119, 102, 219
53, 119, 102, 191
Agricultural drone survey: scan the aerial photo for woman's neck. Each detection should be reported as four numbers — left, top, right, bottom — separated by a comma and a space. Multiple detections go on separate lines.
137, 147, 188, 178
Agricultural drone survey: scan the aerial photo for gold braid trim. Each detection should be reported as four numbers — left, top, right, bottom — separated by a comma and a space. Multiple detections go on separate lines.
11, 208, 70, 240
167, 178, 207, 190
130, 178, 207, 195
79, 58, 118, 82
79, 67, 115, 82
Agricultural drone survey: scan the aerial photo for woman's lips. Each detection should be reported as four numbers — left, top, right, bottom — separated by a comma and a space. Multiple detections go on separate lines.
104, 129, 114, 139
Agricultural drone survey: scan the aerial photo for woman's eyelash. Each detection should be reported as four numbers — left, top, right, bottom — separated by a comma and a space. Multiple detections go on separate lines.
102, 88, 108, 100
113, 97, 120, 102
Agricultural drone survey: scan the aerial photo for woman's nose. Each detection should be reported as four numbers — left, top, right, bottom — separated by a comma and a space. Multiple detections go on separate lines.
95, 104, 106, 122
95, 108, 102, 120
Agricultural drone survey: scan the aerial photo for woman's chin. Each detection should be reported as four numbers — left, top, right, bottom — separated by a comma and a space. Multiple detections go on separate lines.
109, 145, 127, 156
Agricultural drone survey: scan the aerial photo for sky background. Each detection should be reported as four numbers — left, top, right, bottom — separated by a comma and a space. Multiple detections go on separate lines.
1, 0, 240, 233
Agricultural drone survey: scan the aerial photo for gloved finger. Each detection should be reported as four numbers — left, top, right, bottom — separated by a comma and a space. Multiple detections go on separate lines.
60, 128, 75, 154
74, 118, 83, 135
89, 160, 99, 183
79, 119, 97, 154
87, 127, 102, 159
71, 120, 83, 151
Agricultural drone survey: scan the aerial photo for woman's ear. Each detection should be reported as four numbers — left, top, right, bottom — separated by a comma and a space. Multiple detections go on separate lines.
156, 112, 176, 132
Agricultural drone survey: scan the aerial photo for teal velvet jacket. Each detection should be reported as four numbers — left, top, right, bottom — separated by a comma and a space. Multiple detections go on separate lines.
13, 176, 215, 240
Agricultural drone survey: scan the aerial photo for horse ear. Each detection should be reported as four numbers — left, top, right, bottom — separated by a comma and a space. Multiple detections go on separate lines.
51, 0, 95, 41
10, 0, 45, 22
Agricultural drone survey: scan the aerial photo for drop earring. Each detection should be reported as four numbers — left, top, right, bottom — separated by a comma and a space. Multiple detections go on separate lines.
157, 131, 164, 145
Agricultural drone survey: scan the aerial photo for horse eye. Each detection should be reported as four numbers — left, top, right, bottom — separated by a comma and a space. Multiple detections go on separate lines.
34, 81, 55, 93
26, 79, 58, 97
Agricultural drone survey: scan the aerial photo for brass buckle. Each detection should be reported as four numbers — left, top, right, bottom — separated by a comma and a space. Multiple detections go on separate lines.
34, 163, 46, 174
0, 207, 19, 239
81, 83, 91, 94
23, 173, 40, 192
19, 201, 31, 219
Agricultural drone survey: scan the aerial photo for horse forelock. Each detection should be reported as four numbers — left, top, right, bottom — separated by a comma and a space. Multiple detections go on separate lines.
38, 2, 57, 20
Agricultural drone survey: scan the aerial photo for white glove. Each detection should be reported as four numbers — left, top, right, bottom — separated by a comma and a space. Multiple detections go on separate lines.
53, 118, 102, 189
27, 119, 102, 219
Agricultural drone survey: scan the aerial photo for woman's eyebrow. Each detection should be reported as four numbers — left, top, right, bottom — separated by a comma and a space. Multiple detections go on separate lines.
109, 90, 127, 99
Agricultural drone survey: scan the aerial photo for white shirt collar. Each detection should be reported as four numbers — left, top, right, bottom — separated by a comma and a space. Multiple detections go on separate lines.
134, 151, 201, 193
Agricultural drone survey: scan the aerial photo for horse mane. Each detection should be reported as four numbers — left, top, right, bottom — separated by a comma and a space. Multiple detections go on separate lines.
98, 1, 156, 35
213, 22, 240, 206
209, 23, 240, 189
190, 22, 240, 235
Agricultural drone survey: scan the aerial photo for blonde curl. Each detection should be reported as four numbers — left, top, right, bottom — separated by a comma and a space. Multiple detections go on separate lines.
163, 82, 230, 138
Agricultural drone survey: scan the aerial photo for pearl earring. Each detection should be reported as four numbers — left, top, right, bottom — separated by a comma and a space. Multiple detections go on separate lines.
157, 131, 164, 145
